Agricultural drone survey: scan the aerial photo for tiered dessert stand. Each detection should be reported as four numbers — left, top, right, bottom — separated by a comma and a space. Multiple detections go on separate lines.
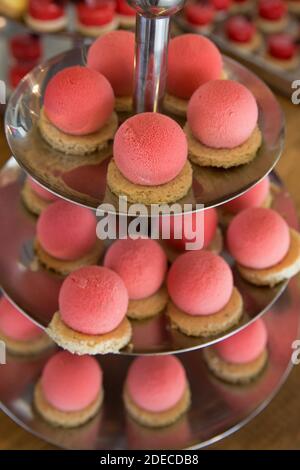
0, 0, 299, 450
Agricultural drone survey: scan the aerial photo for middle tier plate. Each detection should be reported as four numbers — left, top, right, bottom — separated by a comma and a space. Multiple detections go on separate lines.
0, 159, 298, 355
5, 47, 284, 214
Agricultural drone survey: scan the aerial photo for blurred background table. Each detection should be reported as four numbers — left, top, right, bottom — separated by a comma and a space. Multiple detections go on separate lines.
0, 95, 299, 450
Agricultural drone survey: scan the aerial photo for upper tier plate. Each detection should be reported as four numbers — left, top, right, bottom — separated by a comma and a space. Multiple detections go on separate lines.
5, 47, 284, 215
0, 159, 298, 355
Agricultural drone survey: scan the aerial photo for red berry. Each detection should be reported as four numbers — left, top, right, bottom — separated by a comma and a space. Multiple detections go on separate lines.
210, 0, 231, 10
226, 16, 256, 42
77, 1, 116, 26
29, 0, 65, 21
116, 0, 135, 16
10, 34, 42, 61
259, 0, 286, 21
185, 4, 215, 26
268, 33, 296, 59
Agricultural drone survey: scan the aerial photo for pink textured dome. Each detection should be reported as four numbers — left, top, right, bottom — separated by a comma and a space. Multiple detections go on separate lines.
37, 200, 97, 261
104, 238, 167, 300
224, 176, 270, 214
187, 79, 258, 149
163, 207, 218, 251
44, 66, 114, 135
213, 319, 268, 364
167, 251, 233, 316
227, 207, 290, 269
0, 296, 42, 341
167, 34, 223, 100
28, 177, 59, 202
113, 113, 188, 186
126, 356, 187, 412
87, 30, 135, 97
59, 266, 128, 335
41, 351, 102, 412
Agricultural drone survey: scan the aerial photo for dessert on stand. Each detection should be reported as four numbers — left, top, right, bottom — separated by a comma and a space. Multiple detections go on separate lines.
0, 0, 300, 450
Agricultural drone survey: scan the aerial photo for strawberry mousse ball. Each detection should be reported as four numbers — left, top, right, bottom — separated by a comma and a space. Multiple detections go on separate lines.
222, 176, 271, 216
267, 34, 299, 70
28, 178, 58, 202
184, 4, 215, 32
26, 0, 67, 33
22, 177, 59, 216
9, 62, 36, 89
44, 66, 114, 136
116, 0, 136, 28
47, 265, 132, 354
76, 0, 118, 37
225, 16, 261, 51
10, 33, 42, 62
35, 351, 103, 427
257, 0, 288, 33
204, 319, 268, 383
124, 355, 191, 427
104, 238, 168, 319
0, 296, 51, 355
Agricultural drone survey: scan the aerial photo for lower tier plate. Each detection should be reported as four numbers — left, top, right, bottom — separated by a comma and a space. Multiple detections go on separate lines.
0, 279, 299, 450
0, 158, 298, 354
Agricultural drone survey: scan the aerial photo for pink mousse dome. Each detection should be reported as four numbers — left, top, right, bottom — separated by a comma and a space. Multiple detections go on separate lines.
224, 176, 270, 214
187, 79, 258, 149
227, 207, 290, 269
0, 296, 42, 341
113, 112, 188, 186
213, 319, 268, 364
167, 34, 223, 100
164, 207, 218, 251
41, 351, 102, 412
37, 200, 97, 261
126, 355, 187, 413
87, 30, 135, 97
167, 251, 233, 316
59, 265, 128, 335
28, 177, 59, 202
44, 65, 114, 136
104, 238, 167, 300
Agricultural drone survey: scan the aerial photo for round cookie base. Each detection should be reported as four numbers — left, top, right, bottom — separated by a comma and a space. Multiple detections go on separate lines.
34, 239, 104, 276
107, 159, 193, 205
117, 14, 136, 29
266, 53, 300, 71
76, 18, 119, 37
167, 287, 243, 337
0, 330, 53, 356
228, 32, 262, 53
127, 285, 168, 320
203, 347, 268, 384
115, 95, 133, 113
237, 228, 300, 287
185, 124, 262, 168
34, 381, 103, 428
256, 16, 288, 33
25, 14, 67, 33
21, 179, 52, 216
39, 108, 118, 156
123, 385, 191, 428
46, 312, 132, 355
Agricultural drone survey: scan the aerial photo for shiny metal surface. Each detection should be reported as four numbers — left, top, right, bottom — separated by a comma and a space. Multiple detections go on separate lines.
0, 159, 297, 354
5, 48, 284, 214
0, 282, 299, 450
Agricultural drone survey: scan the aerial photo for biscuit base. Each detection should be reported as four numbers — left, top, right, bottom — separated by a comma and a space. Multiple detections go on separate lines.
47, 312, 132, 355
117, 14, 136, 28
288, 1, 300, 14
237, 228, 300, 287
34, 239, 104, 276
256, 16, 288, 33
115, 95, 133, 113
266, 53, 300, 71
76, 18, 119, 37
218, 190, 272, 227
228, 32, 262, 53
39, 108, 118, 156
107, 159, 193, 205
123, 385, 191, 428
167, 287, 243, 337
161, 227, 223, 263
25, 14, 67, 32
21, 179, 52, 216
0, 330, 53, 356
185, 124, 262, 168
34, 381, 103, 428
203, 347, 268, 384
127, 285, 168, 320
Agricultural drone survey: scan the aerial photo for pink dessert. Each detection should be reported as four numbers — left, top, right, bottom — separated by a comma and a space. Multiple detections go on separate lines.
187, 79, 258, 149
167, 251, 233, 316
223, 176, 270, 214
226, 16, 257, 43
28, 0, 65, 21
113, 112, 188, 186
126, 356, 187, 412
259, 0, 287, 21
87, 30, 135, 97
213, 319, 268, 364
116, 0, 136, 16
184, 4, 215, 27
268, 34, 297, 60
59, 265, 128, 335
163, 208, 218, 251
10, 33, 42, 62
44, 66, 114, 136
0, 296, 42, 341
28, 177, 59, 202
227, 207, 290, 269
104, 238, 167, 300
211, 0, 231, 11
77, 1, 116, 27
9, 62, 36, 89
37, 200, 97, 261
167, 34, 223, 100
41, 351, 102, 412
